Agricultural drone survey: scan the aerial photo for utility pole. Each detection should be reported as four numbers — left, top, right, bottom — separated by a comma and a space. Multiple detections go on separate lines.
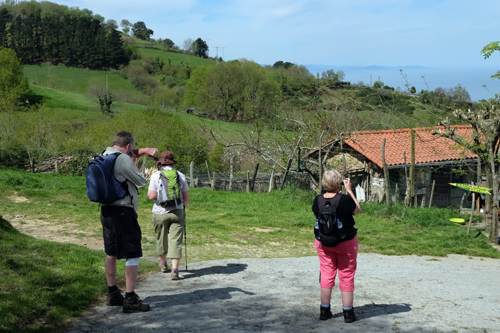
206, 39, 209, 57
214, 46, 220, 64
220, 47, 225, 60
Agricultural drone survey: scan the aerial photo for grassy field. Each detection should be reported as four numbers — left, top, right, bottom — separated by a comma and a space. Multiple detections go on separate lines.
24, 65, 138, 95
1, 165, 499, 331
136, 47, 216, 67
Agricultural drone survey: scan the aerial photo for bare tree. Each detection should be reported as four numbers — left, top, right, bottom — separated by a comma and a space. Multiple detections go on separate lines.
182, 38, 194, 54
87, 84, 113, 117
435, 107, 500, 241
206, 88, 369, 188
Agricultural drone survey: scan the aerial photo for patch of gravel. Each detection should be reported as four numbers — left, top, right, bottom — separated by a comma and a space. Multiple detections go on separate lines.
67, 253, 500, 333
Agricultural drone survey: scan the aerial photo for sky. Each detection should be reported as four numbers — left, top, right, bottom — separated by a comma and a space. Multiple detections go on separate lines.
53, 0, 500, 100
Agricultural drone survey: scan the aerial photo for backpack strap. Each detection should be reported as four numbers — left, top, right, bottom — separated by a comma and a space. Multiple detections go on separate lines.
317, 193, 342, 211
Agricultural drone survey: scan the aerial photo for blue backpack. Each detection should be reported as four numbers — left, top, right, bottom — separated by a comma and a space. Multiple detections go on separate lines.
86, 152, 128, 204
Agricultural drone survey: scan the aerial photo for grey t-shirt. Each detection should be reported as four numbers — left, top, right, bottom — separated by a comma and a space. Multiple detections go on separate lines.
101, 147, 147, 211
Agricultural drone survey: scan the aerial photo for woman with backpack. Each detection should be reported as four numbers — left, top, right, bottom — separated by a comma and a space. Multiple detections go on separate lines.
147, 151, 189, 280
312, 169, 361, 323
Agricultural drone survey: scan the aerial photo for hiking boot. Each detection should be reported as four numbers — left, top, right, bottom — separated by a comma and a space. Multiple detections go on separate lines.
159, 261, 168, 273
106, 289, 124, 306
171, 270, 179, 280
122, 293, 150, 313
343, 308, 357, 323
319, 305, 333, 320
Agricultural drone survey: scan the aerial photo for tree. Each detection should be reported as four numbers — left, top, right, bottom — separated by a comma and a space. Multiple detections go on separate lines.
373, 80, 384, 89
321, 69, 345, 82
410, 86, 416, 94
158, 38, 175, 50
132, 21, 153, 40
182, 38, 194, 53
451, 84, 471, 108
184, 59, 281, 121
0, 47, 29, 111
273, 61, 294, 69
120, 19, 131, 35
193, 38, 208, 58
434, 41, 500, 243
105, 19, 118, 31
87, 82, 113, 117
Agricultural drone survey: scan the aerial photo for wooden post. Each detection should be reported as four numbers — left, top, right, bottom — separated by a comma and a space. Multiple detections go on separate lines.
246, 171, 250, 193
251, 163, 259, 192
428, 180, 435, 208
382, 139, 392, 208
211, 171, 216, 191
421, 195, 426, 208
460, 193, 466, 210
269, 165, 275, 193
318, 131, 325, 193
477, 156, 481, 183
281, 158, 293, 190
190, 161, 194, 188
28, 151, 34, 173
488, 147, 499, 241
403, 150, 411, 207
205, 160, 212, 185
229, 157, 233, 191
468, 192, 475, 235
55, 160, 58, 173
410, 130, 415, 204
395, 183, 399, 204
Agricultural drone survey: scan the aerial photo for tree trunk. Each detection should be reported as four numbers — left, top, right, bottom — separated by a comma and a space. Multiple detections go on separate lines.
410, 130, 415, 205
229, 157, 233, 191
251, 163, 259, 192
488, 146, 499, 242
382, 139, 392, 208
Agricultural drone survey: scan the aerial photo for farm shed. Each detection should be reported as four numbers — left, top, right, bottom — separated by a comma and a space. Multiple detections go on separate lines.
308, 126, 479, 207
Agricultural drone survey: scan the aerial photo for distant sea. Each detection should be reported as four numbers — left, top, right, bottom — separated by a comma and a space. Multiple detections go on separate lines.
304, 65, 500, 102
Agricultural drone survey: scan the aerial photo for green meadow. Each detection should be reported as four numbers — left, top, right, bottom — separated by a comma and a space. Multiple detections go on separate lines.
1, 164, 498, 332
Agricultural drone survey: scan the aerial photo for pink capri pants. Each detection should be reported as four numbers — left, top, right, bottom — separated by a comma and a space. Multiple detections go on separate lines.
315, 235, 358, 291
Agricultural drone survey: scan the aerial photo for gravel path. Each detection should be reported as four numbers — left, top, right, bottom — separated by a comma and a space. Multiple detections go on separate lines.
67, 253, 500, 333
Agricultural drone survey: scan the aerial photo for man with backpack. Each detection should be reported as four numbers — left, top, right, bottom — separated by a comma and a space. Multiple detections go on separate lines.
147, 151, 189, 280
98, 131, 158, 313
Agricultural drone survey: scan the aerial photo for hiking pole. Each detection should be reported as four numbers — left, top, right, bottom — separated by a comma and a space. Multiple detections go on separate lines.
184, 208, 188, 272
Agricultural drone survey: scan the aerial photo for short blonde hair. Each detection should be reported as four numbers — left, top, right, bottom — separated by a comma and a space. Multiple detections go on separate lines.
322, 169, 342, 192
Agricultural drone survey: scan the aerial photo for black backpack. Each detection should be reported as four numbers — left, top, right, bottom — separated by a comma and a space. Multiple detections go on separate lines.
315, 194, 348, 247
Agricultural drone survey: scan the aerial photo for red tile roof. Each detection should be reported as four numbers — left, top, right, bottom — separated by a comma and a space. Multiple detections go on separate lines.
324, 126, 478, 168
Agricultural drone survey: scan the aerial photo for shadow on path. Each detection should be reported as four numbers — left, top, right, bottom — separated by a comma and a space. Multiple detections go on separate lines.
331, 303, 412, 320
179, 263, 247, 279
144, 287, 255, 308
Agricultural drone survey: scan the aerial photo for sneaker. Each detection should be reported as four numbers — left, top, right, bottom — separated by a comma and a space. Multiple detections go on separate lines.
123, 293, 151, 313
343, 308, 357, 323
171, 270, 179, 280
159, 262, 168, 273
319, 305, 333, 320
106, 289, 124, 306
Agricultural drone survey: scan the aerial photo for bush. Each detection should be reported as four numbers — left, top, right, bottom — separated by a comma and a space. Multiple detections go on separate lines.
59, 155, 91, 176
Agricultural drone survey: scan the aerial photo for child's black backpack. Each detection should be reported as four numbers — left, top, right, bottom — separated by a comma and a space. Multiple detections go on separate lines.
315, 194, 348, 247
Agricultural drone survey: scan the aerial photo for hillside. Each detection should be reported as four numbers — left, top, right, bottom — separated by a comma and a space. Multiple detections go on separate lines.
1, 5, 465, 173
